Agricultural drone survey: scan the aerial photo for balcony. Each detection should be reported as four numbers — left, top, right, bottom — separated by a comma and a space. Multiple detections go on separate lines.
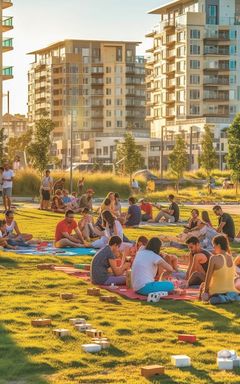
203, 107, 229, 117
2, 66, 13, 80
2, 0, 13, 9
168, 63, 175, 73
166, 34, 176, 45
167, 49, 176, 60
204, 31, 230, 41
204, 46, 229, 55
163, 19, 175, 30
1, 16, 13, 32
168, 78, 176, 88
2, 37, 13, 52
203, 76, 229, 86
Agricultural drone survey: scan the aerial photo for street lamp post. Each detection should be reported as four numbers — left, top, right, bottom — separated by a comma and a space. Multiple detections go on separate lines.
160, 125, 164, 179
69, 110, 73, 194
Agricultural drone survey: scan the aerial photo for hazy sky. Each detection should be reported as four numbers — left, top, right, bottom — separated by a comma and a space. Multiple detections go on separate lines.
3, 0, 168, 114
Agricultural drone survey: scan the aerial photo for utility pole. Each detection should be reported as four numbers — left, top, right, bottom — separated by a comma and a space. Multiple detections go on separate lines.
189, 126, 193, 171
160, 125, 164, 179
69, 110, 73, 194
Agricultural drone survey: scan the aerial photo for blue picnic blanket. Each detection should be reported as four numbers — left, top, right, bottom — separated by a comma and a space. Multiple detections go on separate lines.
5, 246, 96, 256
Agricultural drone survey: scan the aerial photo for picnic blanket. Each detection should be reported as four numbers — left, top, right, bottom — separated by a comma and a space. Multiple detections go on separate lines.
139, 221, 187, 228
51, 264, 199, 302
6, 246, 96, 257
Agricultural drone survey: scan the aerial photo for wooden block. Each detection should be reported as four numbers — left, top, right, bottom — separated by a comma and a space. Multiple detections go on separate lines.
31, 318, 52, 327
87, 288, 101, 296
75, 323, 89, 332
86, 329, 103, 338
171, 355, 191, 367
53, 328, 70, 337
217, 358, 233, 370
99, 295, 118, 303
95, 340, 110, 349
60, 293, 74, 300
69, 318, 86, 325
178, 334, 197, 343
82, 343, 101, 353
141, 365, 165, 378
37, 263, 54, 270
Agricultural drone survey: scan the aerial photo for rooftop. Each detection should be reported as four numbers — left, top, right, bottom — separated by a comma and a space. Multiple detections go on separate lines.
148, 0, 194, 14
28, 39, 142, 55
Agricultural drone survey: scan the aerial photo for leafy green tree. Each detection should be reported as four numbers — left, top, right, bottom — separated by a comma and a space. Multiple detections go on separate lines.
27, 115, 55, 174
227, 113, 240, 194
8, 129, 32, 164
116, 133, 144, 182
169, 135, 188, 192
200, 124, 218, 193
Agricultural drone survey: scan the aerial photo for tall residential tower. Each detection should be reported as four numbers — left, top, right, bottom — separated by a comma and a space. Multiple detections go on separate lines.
146, 0, 240, 170
28, 39, 147, 166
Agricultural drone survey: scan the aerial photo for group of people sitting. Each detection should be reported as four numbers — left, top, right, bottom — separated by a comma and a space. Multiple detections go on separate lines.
90, 233, 240, 304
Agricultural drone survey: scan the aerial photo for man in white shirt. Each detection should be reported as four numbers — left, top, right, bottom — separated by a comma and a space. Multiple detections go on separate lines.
2, 163, 14, 211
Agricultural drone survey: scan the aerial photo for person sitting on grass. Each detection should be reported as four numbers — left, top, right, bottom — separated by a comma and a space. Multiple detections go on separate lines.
53, 177, 65, 193
79, 189, 94, 212
62, 189, 72, 205
0, 220, 16, 249
152, 194, 179, 223
213, 205, 235, 241
139, 198, 153, 221
200, 235, 240, 304
201, 211, 213, 227
185, 236, 212, 287
125, 197, 141, 227
131, 237, 174, 295
78, 207, 99, 241
5, 210, 33, 242
55, 210, 87, 248
124, 235, 149, 262
51, 189, 66, 213
91, 236, 131, 286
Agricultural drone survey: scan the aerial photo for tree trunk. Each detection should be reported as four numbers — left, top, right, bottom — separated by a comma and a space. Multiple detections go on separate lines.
236, 178, 238, 196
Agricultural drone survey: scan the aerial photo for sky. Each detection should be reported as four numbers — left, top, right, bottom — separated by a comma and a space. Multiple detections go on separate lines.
3, 0, 168, 115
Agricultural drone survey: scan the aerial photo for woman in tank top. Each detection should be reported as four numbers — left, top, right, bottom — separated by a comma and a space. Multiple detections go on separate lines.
201, 235, 237, 300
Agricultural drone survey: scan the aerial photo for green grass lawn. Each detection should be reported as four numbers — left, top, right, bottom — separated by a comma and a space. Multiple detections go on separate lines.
0, 206, 240, 384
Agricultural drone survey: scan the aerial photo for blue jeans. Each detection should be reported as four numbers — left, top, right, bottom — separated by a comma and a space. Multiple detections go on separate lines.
210, 292, 240, 305
137, 281, 174, 295
104, 275, 126, 285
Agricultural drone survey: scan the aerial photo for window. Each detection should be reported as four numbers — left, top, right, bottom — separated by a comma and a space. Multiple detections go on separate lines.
177, 31, 185, 42
115, 77, 121, 85
82, 48, 89, 56
230, 45, 237, 55
106, 99, 111, 105
106, 77, 111, 84
96, 148, 102, 156
190, 104, 200, 115
117, 121, 123, 128
190, 45, 200, 55
190, 75, 200, 84
116, 99, 122, 106
177, 46, 185, 57
190, 60, 200, 69
230, 60, 236, 70
103, 146, 108, 155
190, 89, 200, 99
83, 57, 89, 64
177, 105, 185, 115
106, 66, 111, 73
176, 90, 185, 101
230, 30, 237, 40
106, 110, 111, 117
177, 76, 185, 86
176, 61, 185, 72
208, 5, 217, 25
115, 110, 122, 117
106, 121, 111, 128
190, 29, 200, 39
116, 47, 122, 62
115, 87, 122, 96
106, 88, 111, 95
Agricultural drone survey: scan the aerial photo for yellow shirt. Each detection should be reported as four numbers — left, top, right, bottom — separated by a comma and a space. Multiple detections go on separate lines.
209, 254, 237, 296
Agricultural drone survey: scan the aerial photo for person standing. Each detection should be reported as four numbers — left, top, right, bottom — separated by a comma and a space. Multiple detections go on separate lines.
78, 177, 85, 196
131, 178, 139, 194
40, 170, 53, 210
2, 163, 14, 211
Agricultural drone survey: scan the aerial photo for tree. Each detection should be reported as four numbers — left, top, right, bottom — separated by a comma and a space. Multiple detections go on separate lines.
116, 133, 144, 182
199, 124, 218, 193
8, 129, 32, 165
168, 135, 188, 192
27, 115, 55, 174
227, 113, 240, 194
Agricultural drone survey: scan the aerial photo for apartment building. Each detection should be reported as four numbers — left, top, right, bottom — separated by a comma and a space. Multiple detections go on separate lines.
146, 0, 239, 170
0, 0, 13, 134
3, 113, 28, 138
28, 39, 147, 167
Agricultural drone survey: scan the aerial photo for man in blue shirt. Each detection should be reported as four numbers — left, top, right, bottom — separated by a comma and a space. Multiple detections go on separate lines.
125, 197, 141, 227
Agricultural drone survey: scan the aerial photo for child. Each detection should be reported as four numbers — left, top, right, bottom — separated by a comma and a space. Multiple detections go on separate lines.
124, 236, 148, 263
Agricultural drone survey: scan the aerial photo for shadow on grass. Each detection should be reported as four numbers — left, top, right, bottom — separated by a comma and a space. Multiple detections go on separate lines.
0, 255, 19, 268
140, 299, 239, 333
0, 323, 52, 383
